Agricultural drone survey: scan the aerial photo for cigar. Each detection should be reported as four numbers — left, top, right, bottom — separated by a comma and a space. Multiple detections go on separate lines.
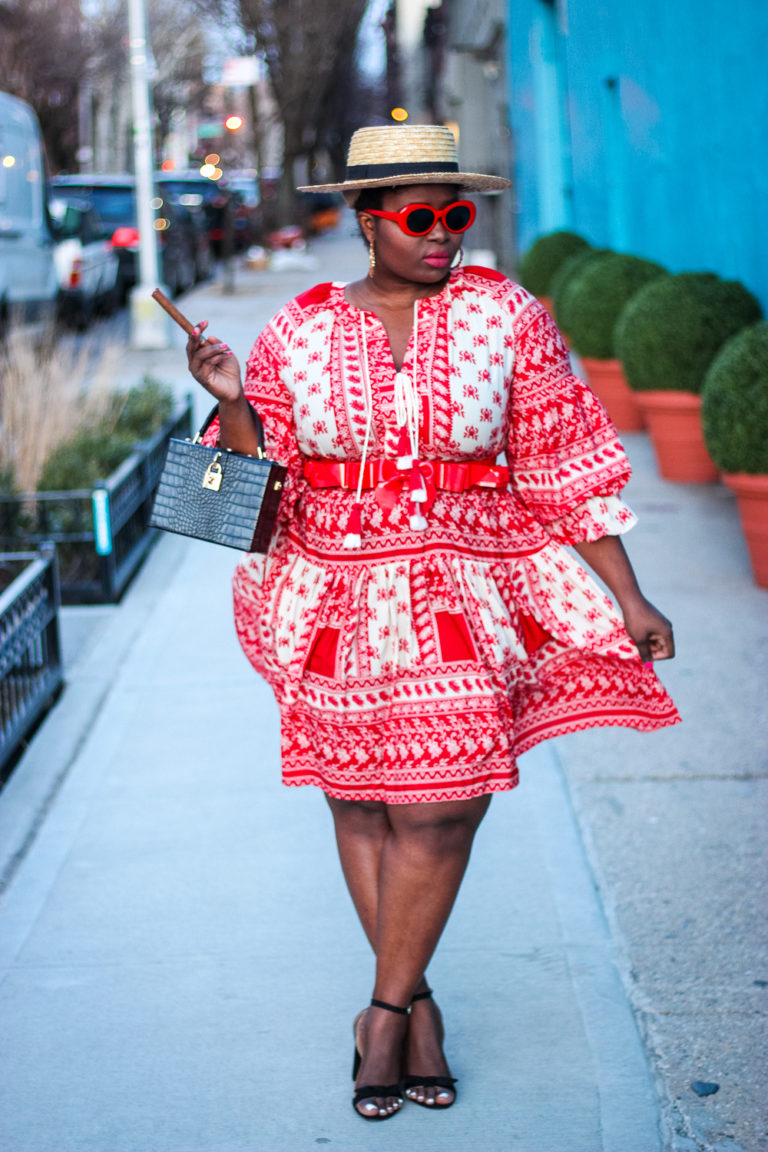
151, 288, 197, 336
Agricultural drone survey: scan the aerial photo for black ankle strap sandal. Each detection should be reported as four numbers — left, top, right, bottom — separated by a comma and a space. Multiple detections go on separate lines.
352, 1083, 405, 1120
352, 999, 408, 1121
402, 1073, 458, 1094
370, 997, 410, 1014
404, 988, 459, 1108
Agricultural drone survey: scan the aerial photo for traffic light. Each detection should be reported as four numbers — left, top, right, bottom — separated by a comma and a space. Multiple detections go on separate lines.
225, 115, 244, 132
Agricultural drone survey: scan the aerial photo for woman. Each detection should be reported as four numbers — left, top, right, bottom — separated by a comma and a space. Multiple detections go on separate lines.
186, 125, 679, 1121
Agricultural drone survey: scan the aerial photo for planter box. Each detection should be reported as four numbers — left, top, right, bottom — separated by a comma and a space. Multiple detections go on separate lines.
0, 399, 193, 604
0, 547, 63, 779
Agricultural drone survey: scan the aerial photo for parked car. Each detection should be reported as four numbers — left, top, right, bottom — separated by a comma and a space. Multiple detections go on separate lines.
162, 194, 213, 283
0, 91, 58, 335
226, 169, 263, 250
48, 196, 120, 327
156, 171, 226, 255
48, 175, 197, 300
299, 191, 342, 235
157, 169, 262, 256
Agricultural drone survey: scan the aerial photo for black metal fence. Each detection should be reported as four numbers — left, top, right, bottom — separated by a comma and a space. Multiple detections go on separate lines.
0, 399, 193, 604
0, 548, 63, 779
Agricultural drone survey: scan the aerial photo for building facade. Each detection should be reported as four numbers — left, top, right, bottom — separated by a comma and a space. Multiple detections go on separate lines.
444, 0, 768, 307
432, 0, 516, 268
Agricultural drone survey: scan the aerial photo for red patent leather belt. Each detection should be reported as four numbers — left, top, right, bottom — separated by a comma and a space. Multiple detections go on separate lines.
304, 458, 509, 493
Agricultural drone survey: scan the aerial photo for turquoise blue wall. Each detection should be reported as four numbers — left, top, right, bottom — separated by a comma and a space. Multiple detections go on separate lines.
505, 0, 768, 309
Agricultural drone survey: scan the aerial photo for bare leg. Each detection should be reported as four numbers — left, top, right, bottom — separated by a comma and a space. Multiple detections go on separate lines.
326, 797, 388, 950
373, 796, 490, 1002
327, 793, 490, 1116
326, 797, 432, 998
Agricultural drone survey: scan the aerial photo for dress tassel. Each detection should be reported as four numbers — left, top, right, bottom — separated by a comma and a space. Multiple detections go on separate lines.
343, 502, 363, 549
396, 425, 413, 470
408, 501, 428, 532
409, 461, 428, 503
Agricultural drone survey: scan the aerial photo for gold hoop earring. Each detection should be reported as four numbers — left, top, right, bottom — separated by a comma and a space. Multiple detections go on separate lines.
454, 247, 464, 269
368, 242, 376, 278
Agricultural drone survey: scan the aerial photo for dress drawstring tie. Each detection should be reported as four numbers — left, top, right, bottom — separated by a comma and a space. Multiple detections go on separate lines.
394, 307, 429, 532
342, 311, 375, 548
344, 302, 428, 548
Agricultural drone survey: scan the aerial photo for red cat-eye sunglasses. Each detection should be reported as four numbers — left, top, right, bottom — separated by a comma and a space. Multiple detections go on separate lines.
364, 200, 476, 236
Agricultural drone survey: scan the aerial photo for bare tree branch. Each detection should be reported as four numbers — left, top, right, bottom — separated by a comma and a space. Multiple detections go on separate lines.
0, 0, 88, 171
199, 0, 371, 218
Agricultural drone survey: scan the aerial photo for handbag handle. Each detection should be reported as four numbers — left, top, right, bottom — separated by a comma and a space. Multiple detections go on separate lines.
195, 402, 267, 459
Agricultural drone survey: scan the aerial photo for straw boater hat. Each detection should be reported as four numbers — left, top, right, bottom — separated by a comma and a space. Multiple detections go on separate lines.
297, 124, 511, 206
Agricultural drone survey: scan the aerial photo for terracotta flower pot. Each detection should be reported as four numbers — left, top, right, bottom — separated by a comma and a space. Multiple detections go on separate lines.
580, 357, 644, 432
634, 391, 718, 483
538, 296, 573, 346
722, 472, 768, 588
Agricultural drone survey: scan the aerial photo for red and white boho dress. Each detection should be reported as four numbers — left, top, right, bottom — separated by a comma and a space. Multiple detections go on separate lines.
212, 267, 679, 804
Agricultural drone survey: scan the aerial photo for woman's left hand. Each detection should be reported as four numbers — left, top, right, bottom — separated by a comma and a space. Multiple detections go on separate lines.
572, 536, 675, 664
621, 594, 675, 663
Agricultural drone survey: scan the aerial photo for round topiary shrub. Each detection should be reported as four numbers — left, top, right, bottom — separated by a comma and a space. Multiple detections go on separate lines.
558, 252, 667, 359
551, 246, 610, 333
518, 230, 591, 297
701, 321, 768, 474
615, 272, 763, 393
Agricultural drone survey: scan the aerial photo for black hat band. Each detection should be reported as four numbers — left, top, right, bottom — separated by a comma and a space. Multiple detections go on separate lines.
345, 161, 461, 180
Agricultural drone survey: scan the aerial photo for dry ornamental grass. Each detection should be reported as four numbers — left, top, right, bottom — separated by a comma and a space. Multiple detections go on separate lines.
0, 330, 123, 493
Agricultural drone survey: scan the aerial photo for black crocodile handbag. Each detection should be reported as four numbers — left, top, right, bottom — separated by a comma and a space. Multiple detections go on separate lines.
150, 404, 287, 552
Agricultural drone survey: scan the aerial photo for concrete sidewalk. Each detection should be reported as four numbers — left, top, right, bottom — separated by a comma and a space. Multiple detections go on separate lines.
0, 228, 765, 1152
554, 430, 768, 1152
0, 531, 662, 1152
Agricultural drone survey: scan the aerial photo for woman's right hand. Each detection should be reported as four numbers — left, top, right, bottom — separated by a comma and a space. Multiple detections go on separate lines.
186, 320, 243, 404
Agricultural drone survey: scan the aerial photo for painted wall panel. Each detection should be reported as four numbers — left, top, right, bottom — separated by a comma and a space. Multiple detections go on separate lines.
502, 0, 768, 308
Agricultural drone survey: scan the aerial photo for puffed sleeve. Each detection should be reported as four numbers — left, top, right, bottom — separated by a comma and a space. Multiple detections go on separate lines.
240, 329, 302, 468
200, 324, 297, 459
507, 298, 637, 544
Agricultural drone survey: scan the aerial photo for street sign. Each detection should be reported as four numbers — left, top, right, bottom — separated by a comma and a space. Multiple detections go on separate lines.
222, 57, 260, 86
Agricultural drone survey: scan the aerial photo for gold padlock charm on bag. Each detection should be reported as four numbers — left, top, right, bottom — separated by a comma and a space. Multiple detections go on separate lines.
202, 452, 224, 492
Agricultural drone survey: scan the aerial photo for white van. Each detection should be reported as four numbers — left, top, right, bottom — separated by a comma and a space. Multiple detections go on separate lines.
0, 91, 57, 334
